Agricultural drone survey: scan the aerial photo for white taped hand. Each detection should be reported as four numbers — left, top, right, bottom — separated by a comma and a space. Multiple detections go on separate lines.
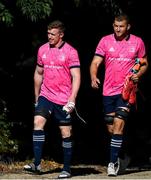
63, 101, 75, 113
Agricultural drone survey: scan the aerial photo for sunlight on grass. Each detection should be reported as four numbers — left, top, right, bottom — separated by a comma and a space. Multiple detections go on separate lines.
0, 159, 62, 173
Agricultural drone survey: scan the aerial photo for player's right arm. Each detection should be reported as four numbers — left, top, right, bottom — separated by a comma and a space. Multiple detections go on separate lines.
90, 55, 103, 89
34, 65, 44, 103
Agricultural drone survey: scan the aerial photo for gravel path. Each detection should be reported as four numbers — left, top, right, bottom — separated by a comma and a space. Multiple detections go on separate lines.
1, 164, 151, 179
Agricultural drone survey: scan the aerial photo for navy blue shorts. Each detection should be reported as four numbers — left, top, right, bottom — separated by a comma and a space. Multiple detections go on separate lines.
35, 96, 72, 126
103, 94, 129, 114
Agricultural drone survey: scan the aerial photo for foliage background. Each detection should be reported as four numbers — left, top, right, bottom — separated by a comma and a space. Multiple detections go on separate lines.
0, 0, 151, 166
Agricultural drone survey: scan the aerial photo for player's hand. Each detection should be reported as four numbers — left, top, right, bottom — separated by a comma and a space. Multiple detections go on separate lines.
63, 101, 75, 114
91, 77, 100, 89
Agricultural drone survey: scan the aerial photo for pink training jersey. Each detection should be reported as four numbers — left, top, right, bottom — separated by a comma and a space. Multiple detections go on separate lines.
37, 42, 80, 105
95, 34, 146, 96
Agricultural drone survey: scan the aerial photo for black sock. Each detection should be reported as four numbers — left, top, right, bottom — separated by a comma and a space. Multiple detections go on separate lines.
33, 130, 45, 166
110, 134, 123, 163
62, 137, 72, 172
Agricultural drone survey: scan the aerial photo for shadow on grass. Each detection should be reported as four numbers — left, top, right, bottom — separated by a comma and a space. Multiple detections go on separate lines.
32, 166, 102, 177
118, 165, 151, 176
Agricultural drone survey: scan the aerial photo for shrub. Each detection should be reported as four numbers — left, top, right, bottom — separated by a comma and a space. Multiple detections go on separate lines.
0, 99, 19, 155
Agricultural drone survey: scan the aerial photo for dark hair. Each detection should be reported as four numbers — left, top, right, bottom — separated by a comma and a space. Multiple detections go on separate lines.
114, 12, 130, 23
48, 20, 66, 33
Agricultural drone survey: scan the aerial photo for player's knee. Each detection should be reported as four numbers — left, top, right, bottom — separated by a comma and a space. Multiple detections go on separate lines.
115, 107, 129, 121
60, 126, 72, 138
34, 116, 46, 129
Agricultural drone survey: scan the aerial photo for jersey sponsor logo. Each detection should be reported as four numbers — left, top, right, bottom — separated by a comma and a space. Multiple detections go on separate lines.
44, 65, 63, 69
108, 57, 131, 61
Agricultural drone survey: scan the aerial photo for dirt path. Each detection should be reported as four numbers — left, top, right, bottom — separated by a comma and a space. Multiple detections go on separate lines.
1, 164, 151, 179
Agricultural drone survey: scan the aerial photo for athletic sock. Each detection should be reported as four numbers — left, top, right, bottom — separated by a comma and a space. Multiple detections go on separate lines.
62, 137, 72, 172
33, 130, 45, 166
110, 134, 123, 163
